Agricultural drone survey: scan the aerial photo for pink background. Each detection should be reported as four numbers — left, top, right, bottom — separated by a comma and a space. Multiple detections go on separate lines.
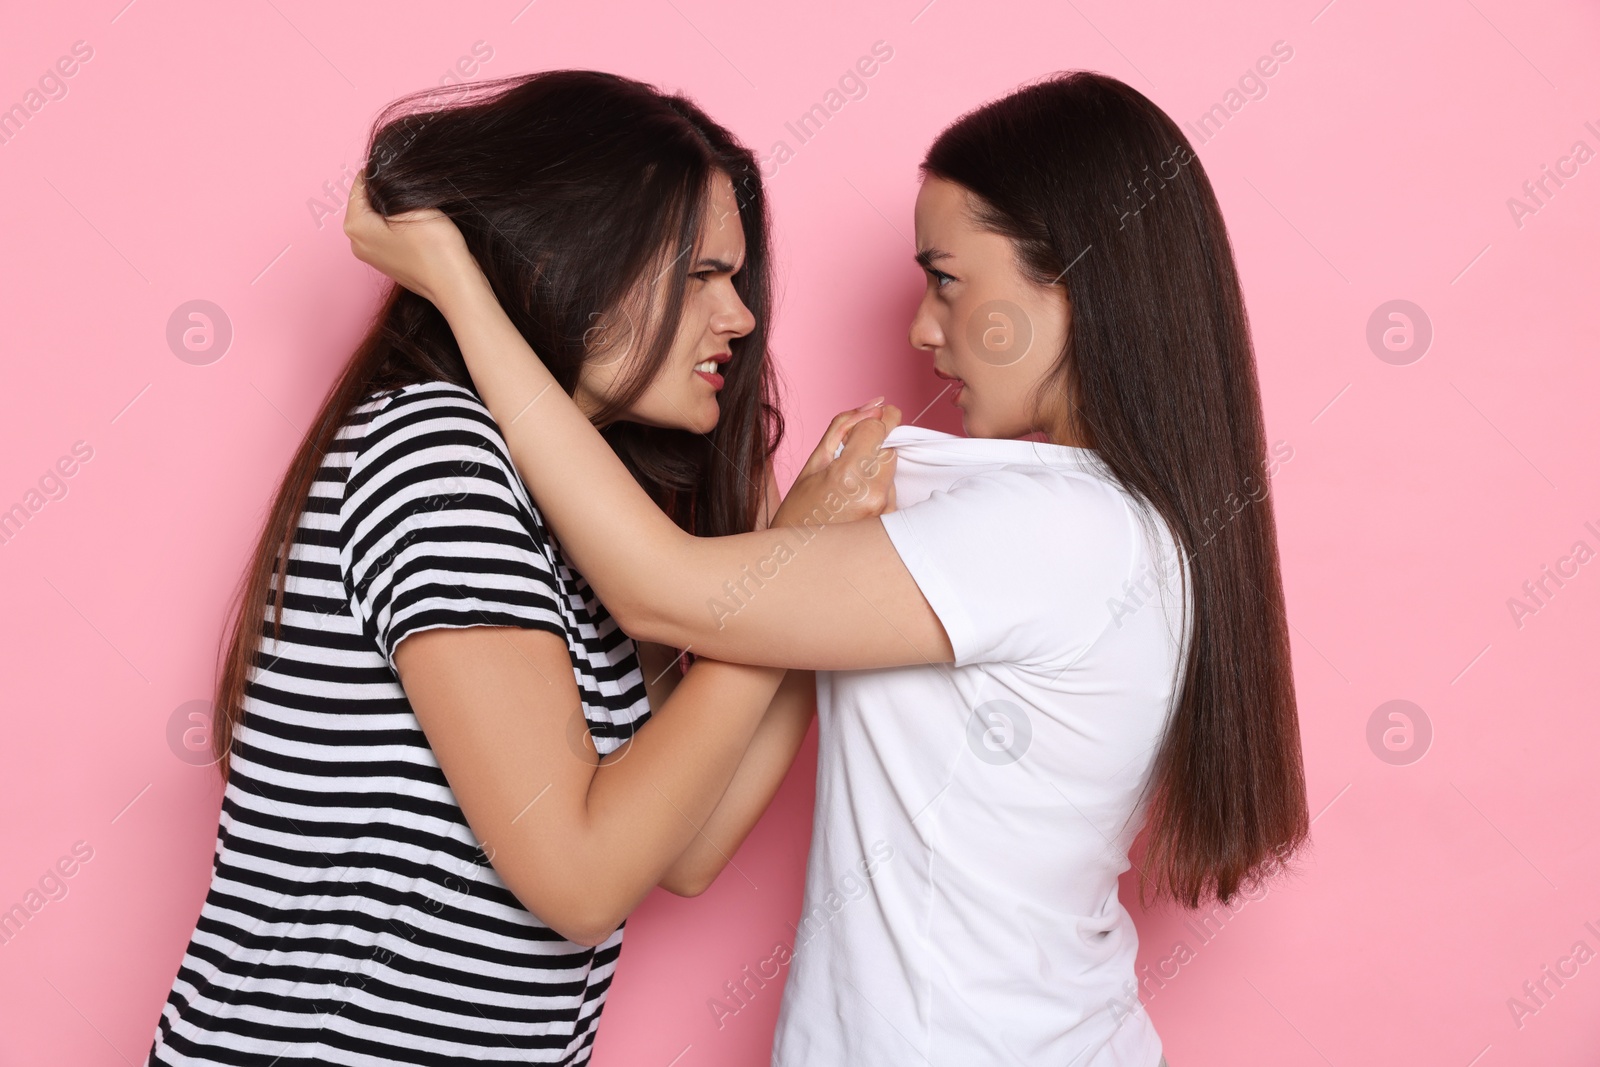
2, 1, 1597, 1064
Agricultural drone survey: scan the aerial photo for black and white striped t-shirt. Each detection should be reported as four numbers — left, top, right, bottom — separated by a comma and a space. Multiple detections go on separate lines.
148, 381, 652, 1066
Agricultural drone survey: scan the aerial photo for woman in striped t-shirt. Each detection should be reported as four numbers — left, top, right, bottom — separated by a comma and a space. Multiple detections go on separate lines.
145, 72, 888, 1066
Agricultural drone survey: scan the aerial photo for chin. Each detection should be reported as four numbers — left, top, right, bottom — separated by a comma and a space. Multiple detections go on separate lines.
684, 398, 720, 435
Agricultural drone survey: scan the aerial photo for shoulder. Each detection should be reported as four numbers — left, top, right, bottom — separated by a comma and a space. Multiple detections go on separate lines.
348, 380, 506, 462
886, 459, 1139, 566
1000, 462, 1187, 595
879, 458, 1146, 667
340, 380, 538, 526
344, 381, 520, 488
932, 461, 1145, 584
951, 461, 1134, 533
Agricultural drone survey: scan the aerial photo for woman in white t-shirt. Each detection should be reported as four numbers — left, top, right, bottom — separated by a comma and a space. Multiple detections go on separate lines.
347, 71, 1308, 1067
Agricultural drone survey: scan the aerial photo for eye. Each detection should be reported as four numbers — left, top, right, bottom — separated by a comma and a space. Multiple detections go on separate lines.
926, 267, 955, 290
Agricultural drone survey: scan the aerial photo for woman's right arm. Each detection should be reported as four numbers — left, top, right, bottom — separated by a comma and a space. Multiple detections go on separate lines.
396, 625, 784, 947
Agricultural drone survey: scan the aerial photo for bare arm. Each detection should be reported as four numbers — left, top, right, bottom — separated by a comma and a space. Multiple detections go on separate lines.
647, 463, 818, 896
343, 184, 953, 671
656, 667, 816, 896
397, 625, 784, 948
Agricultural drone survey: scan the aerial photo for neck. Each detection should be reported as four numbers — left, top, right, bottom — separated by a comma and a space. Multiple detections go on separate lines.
1042, 418, 1088, 449
573, 382, 612, 430
1038, 398, 1091, 448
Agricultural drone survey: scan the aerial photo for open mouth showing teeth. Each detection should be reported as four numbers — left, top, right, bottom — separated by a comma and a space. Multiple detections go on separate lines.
694, 360, 721, 373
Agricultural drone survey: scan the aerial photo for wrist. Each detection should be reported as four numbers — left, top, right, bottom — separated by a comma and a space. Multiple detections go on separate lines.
433, 259, 495, 321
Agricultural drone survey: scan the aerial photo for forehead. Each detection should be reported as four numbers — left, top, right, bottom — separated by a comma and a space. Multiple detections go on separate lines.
914, 176, 975, 234
699, 171, 745, 247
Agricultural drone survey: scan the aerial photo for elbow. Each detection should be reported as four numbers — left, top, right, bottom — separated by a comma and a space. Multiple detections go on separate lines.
617, 595, 686, 649
659, 867, 716, 899
502, 875, 625, 949
562, 919, 621, 950
611, 532, 699, 648
611, 597, 662, 645
543, 900, 623, 949
659, 853, 726, 898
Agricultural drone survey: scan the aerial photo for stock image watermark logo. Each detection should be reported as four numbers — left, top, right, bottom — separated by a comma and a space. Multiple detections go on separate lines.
1108, 843, 1294, 1032
1107, 439, 1293, 630
1506, 920, 1600, 1030
0, 840, 95, 948
166, 300, 233, 366
965, 299, 1034, 367
581, 305, 637, 371
0, 40, 95, 150
1107, 548, 1184, 630
167, 699, 222, 767
1195, 439, 1294, 549
705, 444, 890, 630
0, 439, 95, 550
1365, 699, 1431, 766
565, 706, 637, 767
1505, 119, 1600, 231
1182, 40, 1295, 146
1506, 519, 1599, 630
966, 699, 1032, 765
308, 40, 495, 230
752, 40, 894, 182
707, 838, 895, 1030
1112, 142, 1197, 232
1365, 299, 1432, 366
348, 457, 489, 618
308, 843, 496, 1035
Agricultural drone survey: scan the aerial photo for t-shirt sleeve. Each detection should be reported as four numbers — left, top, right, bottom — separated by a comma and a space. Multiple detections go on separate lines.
339, 390, 568, 674
878, 466, 1137, 669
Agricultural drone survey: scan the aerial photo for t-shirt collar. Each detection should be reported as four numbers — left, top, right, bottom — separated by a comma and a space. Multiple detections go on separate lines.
881, 424, 1098, 471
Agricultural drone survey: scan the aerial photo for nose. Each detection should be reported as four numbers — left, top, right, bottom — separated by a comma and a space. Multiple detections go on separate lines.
714, 288, 757, 340
908, 291, 944, 352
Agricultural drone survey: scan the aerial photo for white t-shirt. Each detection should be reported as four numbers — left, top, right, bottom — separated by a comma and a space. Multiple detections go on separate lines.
770, 425, 1191, 1067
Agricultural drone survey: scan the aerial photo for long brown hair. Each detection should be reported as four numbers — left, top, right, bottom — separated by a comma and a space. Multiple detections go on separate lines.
923, 71, 1308, 907
212, 71, 784, 775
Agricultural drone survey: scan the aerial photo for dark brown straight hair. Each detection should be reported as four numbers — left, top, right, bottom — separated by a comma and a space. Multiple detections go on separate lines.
922, 71, 1308, 908
211, 70, 783, 776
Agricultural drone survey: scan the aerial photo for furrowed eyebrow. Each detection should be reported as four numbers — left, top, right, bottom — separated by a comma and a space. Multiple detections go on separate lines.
695, 257, 741, 273
914, 248, 952, 271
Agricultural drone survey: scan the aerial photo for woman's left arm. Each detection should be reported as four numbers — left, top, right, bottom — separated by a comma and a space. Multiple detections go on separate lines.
344, 182, 952, 671
647, 464, 817, 896
656, 666, 817, 895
